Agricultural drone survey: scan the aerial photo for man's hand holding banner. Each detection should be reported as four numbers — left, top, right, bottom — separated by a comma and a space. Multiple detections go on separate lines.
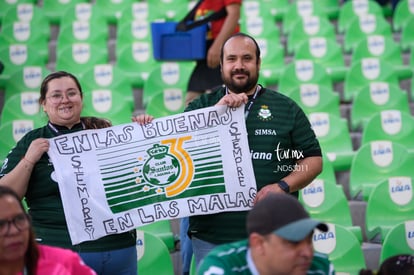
47, 105, 257, 245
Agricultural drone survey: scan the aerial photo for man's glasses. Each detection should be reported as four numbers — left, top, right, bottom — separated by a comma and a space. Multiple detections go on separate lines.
0, 213, 30, 236
46, 90, 81, 104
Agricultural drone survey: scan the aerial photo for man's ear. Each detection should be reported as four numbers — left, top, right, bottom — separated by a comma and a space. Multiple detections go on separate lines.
249, 232, 266, 255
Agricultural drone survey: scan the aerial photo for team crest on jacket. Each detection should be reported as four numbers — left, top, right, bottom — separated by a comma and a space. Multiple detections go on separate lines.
257, 105, 273, 121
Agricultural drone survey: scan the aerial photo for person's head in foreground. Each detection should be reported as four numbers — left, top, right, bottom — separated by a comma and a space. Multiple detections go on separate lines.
247, 193, 328, 275
359, 254, 414, 275
0, 186, 38, 275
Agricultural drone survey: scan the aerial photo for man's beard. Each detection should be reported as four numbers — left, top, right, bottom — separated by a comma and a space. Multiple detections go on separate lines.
222, 69, 259, 94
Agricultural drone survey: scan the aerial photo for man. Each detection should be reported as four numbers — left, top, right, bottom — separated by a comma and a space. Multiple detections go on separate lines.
197, 193, 335, 275
185, 33, 323, 266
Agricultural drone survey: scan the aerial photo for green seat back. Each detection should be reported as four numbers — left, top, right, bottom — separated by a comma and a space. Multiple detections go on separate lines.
0, 119, 43, 160
2, 3, 50, 40
138, 220, 176, 252
278, 59, 333, 96
392, 0, 414, 32
300, 179, 363, 242
94, 0, 134, 24
379, 220, 414, 263
308, 112, 354, 171
343, 13, 393, 53
0, 44, 47, 85
337, 0, 384, 34
282, 1, 325, 35
289, 84, 341, 117
0, 21, 49, 62
294, 36, 347, 82
313, 223, 366, 275
350, 82, 411, 131
0, 92, 47, 126
343, 58, 401, 102
136, 230, 174, 275
349, 141, 414, 200
142, 62, 195, 107
286, 15, 336, 55
366, 177, 414, 242
400, 17, 414, 51
3, 65, 50, 101
42, 0, 88, 25
55, 42, 109, 78
361, 110, 414, 151
116, 40, 159, 89
79, 64, 134, 125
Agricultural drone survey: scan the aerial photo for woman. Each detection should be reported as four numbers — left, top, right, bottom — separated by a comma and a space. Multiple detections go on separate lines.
0, 71, 137, 275
0, 185, 96, 275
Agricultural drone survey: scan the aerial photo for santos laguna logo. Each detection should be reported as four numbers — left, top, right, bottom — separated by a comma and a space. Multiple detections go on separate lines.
142, 137, 193, 197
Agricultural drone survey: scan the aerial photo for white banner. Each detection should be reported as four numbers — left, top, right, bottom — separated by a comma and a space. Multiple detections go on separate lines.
47, 105, 257, 245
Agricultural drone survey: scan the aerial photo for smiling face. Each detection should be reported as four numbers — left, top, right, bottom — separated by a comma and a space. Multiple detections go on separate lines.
220, 35, 261, 95
0, 195, 30, 265
41, 76, 83, 128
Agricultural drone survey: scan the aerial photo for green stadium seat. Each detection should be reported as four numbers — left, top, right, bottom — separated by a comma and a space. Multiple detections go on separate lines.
142, 62, 195, 108
351, 35, 413, 79
379, 220, 414, 263
308, 112, 355, 171
0, 0, 36, 26
343, 13, 393, 53
2, 3, 50, 40
55, 42, 109, 78
146, 0, 190, 21
365, 177, 414, 242
392, 0, 414, 32
42, 0, 88, 25
241, 0, 290, 22
117, 2, 150, 23
281, 0, 325, 35
286, 15, 336, 55
240, 15, 281, 42
277, 59, 334, 97
343, 58, 402, 102
80, 86, 135, 126
116, 40, 159, 89
288, 84, 341, 117
400, 16, 414, 51
255, 38, 284, 86
59, 2, 106, 24
313, 223, 366, 275
0, 21, 49, 63
0, 92, 46, 126
94, 0, 134, 24
361, 110, 414, 152
0, 119, 43, 161
3, 65, 50, 101
138, 220, 176, 252
349, 141, 414, 201
317, 154, 338, 185
294, 37, 347, 82
300, 179, 363, 242
115, 19, 152, 55
337, 0, 384, 34
350, 82, 411, 131
79, 64, 134, 125
136, 230, 174, 275
144, 89, 185, 118
56, 20, 109, 58
0, 44, 47, 88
